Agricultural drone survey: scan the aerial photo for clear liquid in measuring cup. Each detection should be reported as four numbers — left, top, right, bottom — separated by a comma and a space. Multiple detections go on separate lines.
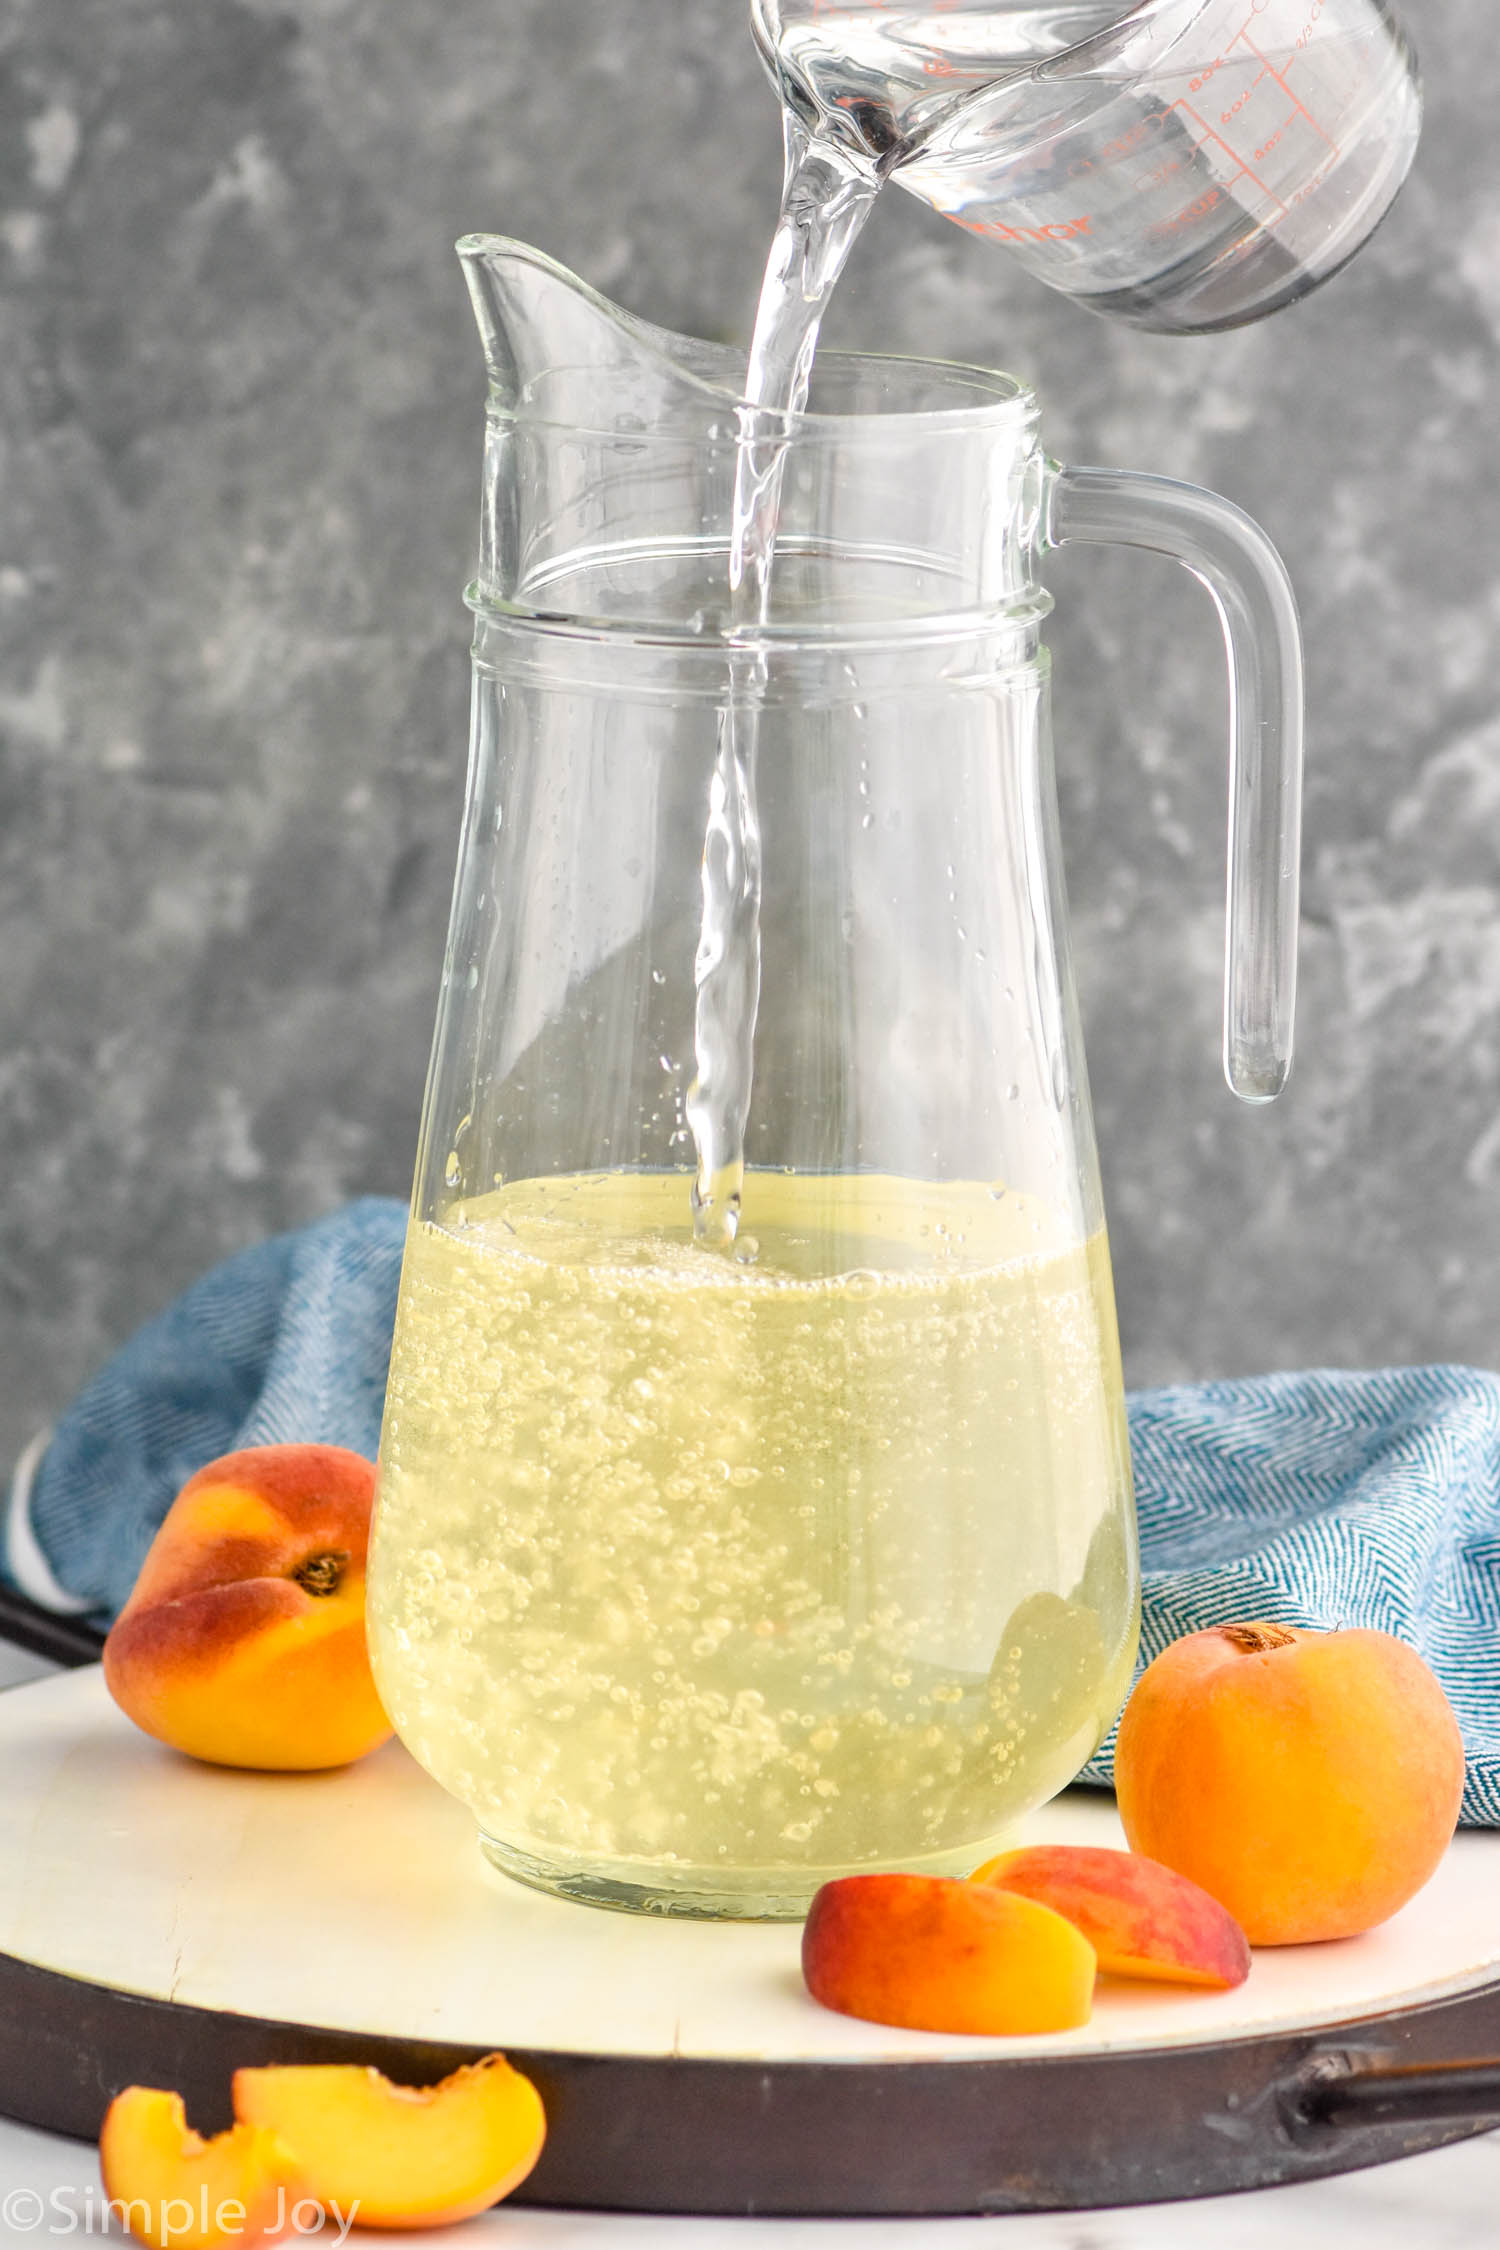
754, 0, 1421, 333
764, 0, 1130, 145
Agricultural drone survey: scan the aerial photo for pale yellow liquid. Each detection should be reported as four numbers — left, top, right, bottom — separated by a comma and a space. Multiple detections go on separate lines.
369, 1171, 1138, 1914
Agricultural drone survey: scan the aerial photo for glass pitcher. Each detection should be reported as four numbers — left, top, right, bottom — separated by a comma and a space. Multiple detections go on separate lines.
366, 238, 1303, 1919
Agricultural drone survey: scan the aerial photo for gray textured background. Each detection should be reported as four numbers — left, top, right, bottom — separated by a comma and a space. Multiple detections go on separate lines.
2, 0, 1497, 1471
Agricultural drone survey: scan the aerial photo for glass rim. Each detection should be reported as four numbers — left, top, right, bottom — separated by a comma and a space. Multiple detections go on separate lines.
457, 234, 1041, 435
467, 587, 1056, 663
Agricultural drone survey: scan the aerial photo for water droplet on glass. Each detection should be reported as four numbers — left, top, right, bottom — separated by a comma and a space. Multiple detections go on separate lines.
444, 1150, 461, 1188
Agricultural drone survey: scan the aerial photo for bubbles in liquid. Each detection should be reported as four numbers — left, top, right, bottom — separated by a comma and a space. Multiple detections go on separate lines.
368, 1171, 1139, 1903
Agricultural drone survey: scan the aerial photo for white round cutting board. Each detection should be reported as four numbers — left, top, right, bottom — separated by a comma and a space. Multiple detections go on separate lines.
1, 1664, 1495, 2065
5, 1666, 1499, 2217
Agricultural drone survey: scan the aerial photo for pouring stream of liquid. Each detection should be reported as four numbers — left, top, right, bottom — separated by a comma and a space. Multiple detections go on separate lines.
686, 116, 883, 1248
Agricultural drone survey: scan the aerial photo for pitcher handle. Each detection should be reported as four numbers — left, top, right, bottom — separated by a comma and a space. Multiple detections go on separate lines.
1044, 463, 1304, 1104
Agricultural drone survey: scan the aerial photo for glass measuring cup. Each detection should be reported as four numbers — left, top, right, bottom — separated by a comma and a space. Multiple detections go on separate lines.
365, 240, 1304, 1917
752, 0, 1421, 331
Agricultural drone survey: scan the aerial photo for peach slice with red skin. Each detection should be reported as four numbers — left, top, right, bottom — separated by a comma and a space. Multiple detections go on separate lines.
103, 1444, 392, 1771
802, 1873, 1097, 2035
99, 2088, 305, 2250
969, 1844, 1251, 1989
231, 2055, 547, 2228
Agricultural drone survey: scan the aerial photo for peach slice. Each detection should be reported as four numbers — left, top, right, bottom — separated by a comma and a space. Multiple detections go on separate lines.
99, 2088, 305, 2250
103, 1444, 392, 1771
969, 1844, 1251, 1989
802, 1873, 1096, 2035
231, 2055, 546, 2229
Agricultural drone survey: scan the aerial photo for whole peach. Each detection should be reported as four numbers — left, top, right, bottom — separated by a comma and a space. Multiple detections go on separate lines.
103, 1444, 392, 1771
1114, 1622, 1465, 1944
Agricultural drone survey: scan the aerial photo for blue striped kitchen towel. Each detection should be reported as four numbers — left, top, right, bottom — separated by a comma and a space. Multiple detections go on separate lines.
4, 1199, 407, 1623
1076, 1370, 1500, 1824
6, 1198, 1498, 1823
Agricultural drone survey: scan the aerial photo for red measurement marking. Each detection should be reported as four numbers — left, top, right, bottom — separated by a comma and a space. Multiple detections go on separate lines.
1253, 112, 1298, 162
1219, 65, 1272, 128
1168, 105, 1216, 154
1169, 97, 1288, 213
1235, 25, 1338, 151
1290, 149, 1341, 204
1097, 112, 1171, 163
1149, 185, 1226, 239
953, 212, 1095, 244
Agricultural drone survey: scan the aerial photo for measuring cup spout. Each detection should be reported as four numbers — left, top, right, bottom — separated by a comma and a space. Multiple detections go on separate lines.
751, 0, 1421, 334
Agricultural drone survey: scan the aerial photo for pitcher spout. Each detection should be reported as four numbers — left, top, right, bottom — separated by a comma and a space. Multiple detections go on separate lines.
456, 234, 1045, 636
458, 235, 749, 610
458, 235, 741, 422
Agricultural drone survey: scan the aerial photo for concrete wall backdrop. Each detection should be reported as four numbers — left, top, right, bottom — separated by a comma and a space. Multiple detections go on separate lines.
2, 0, 1497, 1469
